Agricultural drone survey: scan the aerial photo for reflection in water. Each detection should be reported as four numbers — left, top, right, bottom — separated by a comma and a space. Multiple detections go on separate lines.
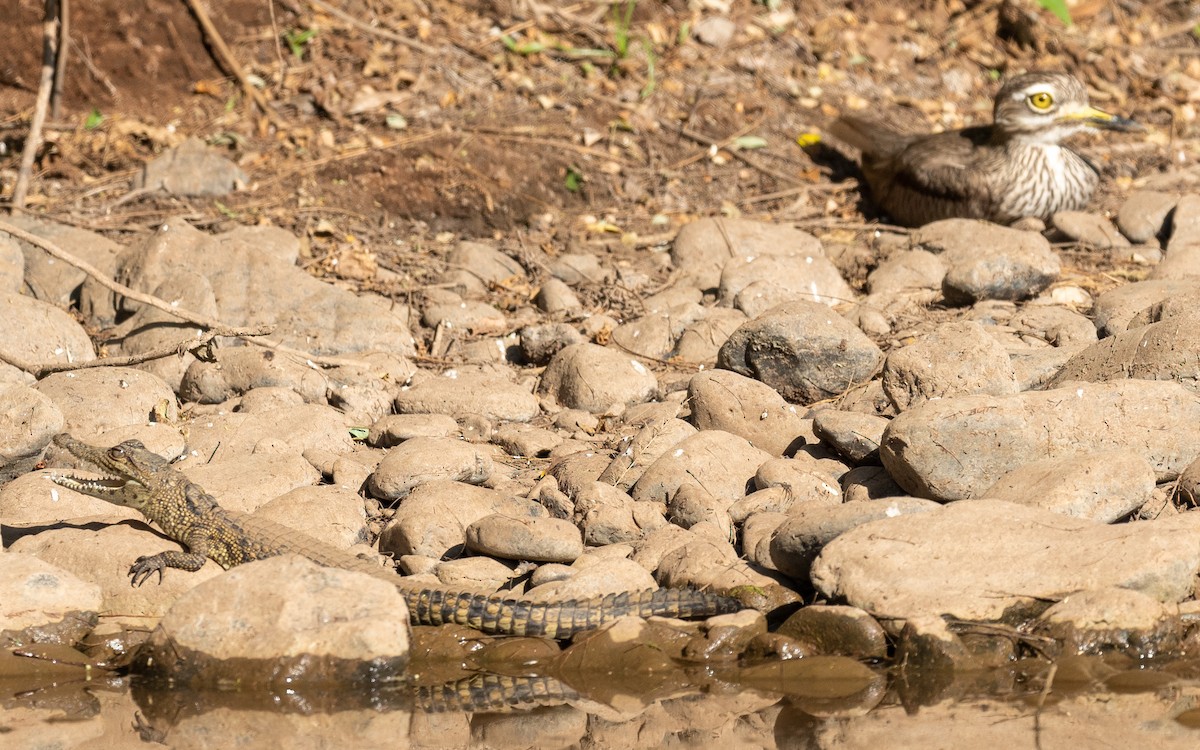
4, 654, 1200, 747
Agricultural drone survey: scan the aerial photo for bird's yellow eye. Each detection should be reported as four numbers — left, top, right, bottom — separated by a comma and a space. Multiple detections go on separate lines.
1027, 92, 1054, 110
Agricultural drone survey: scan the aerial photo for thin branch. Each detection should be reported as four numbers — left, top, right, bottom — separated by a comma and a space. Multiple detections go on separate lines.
0, 219, 381, 371
51, 0, 69, 119
307, 0, 435, 54
0, 324, 272, 379
182, 0, 288, 130
12, 0, 59, 208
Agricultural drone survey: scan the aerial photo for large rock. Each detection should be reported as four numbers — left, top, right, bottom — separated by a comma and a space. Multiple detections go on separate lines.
1049, 306, 1200, 390
880, 380, 1200, 501
137, 555, 409, 687
538, 343, 657, 413
811, 500, 1200, 627
631, 430, 771, 504
670, 217, 824, 291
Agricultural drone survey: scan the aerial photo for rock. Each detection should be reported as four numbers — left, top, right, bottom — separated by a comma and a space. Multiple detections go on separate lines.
911, 219, 1060, 304
432, 556, 522, 591
520, 322, 585, 365
464, 514, 584, 562
178, 402, 353, 464
656, 525, 791, 595
535, 278, 582, 312
755, 454, 845, 494
611, 303, 705, 360
0, 552, 102, 631
2, 469, 139, 525
0, 237, 20, 293
525, 556, 658, 601
378, 480, 542, 559
687, 369, 810, 456
811, 499, 1200, 627
769, 497, 941, 583
180, 346, 328, 404
5, 214, 124, 322
1151, 194, 1200, 280
539, 343, 658, 413
440, 241, 525, 297
253, 485, 369, 550
1049, 306, 1200, 390
574, 481, 664, 545
718, 253, 855, 309
895, 615, 972, 675
717, 300, 884, 405
0, 386, 63, 470
135, 137, 248, 196
1007, 305, 1097, 348
1117, 190, 1177, 243
34, 367, 176, 436
368, 413, 459, 447
775, 605, 888, 659
841, 465, 905, 502
693, 16, 737, 46
880, 380, 1200, 501
8, 523, 224, 622
671, 217, 824, 291
1036, 587, 1181, 657
113, 270, 220, 390
981, 451, 1155, 522
182, 451, 321, 514
422, 297, 508, 334
672, 307, 748, 364
492, 423, 561, 458
138, 556, 408, 687
368, 437, 494, 502
546, 253, 608, 285
0, 291, 95, 370
394, 372, 540, 423
667, 482, 734, 540
1051, 211, 1130, 249
597, 417, 697, 491
1091, 280, 1197, 337
881, 321, 1020, 411
811, 409, 888, 464
729, 489, 795, 524
631, 430, 771, 504
867, 250, 947, 296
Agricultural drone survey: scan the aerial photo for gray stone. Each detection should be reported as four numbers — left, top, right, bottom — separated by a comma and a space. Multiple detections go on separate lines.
0, 291, 95, 370
811, 409, 888, 464
1092, 279, 1196, 336
140, 555, 408, 686
912, 219, 1060, 304
597, 417, 697, 491
1052, 211, 1130, 249
180, 345, 327, 404
867, 250, 947, 296
775, 604, 888, 659
6, 214, 124, 323
981, 450, 1155, 522
0, 552, 102, 631
671, 307, 748, 364
378, 480, 542, 560
34, 367, 175, 436
671, 217, 823, 291
539, 343, 657, 413
880, 380, 1200, 501
769, 497, 941, 583
253, 485, 369, 550
1151, 194, 1200, 280
394, 372, 539, 423
0, 386, 62, 468
841, 465, 905, 502
1050, 306, 1200, 390
882, 321, 1019, 411
440, 241, 525, 298
718, 253, 855, 309
520, 322, 585, 365
368, 436, 494, 502
464, 513, 583, 562
812, 500, 1200, 626
687, 369, 810, 456
136, 137, 248, 196
717, 300, 884, 405
1037, 587, 1180, 657
1117, 190, 1177, 243
535, 278, 582, 312
631, 430, 771, 504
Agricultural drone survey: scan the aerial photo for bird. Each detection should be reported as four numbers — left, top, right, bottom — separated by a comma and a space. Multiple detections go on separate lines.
828, 72, 1141, 227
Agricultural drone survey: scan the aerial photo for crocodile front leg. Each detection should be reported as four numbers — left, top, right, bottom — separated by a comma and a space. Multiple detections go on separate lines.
129, 549, 208, 586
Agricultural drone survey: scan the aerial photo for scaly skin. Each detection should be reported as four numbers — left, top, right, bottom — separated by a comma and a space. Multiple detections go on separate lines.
49, 433, 740, 638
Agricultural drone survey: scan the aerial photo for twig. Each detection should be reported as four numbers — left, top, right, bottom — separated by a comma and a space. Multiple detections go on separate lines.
0, 324, 272, 379
307, 0, 435, 54
182, 0, 288, 130
12, 0, 59, 209
0, 219, 381, 371
51, 0, 68, 119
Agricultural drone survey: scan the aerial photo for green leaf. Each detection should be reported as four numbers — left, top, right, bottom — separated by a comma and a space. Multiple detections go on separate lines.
1037, 0, 1072, 26
564, 166, 583, 192
348, 427, 369, 441
83, 109, 103, 129
732, 135, 768, 151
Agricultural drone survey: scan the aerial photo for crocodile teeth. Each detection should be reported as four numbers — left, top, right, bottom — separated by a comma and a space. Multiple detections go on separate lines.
51, 473, 126, 491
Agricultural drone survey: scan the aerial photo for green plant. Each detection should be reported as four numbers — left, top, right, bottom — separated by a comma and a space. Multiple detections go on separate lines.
285, 28, 317, 58
1038, 0, 1072, 26
610, 1, 636, 59
83, 109, 103, 129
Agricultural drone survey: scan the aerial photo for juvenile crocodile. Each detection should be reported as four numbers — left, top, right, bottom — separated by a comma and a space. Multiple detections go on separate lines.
48, 433, 740, 639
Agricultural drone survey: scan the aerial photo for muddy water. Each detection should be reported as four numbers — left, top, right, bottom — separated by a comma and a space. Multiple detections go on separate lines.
5, 647, 1200, 748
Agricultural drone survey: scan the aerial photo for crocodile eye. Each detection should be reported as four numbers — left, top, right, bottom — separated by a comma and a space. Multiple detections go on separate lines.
108, 446, 125, 459
1027, 92, 1054, 111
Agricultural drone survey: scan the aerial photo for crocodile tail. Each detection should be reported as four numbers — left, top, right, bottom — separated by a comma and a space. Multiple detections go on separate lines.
404, 588, 741, 639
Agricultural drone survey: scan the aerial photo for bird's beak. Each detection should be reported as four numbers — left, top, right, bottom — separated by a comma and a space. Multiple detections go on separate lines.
1059, 104, 1143, 132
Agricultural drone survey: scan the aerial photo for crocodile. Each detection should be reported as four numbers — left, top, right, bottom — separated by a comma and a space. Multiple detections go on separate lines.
48, 433, 740, 639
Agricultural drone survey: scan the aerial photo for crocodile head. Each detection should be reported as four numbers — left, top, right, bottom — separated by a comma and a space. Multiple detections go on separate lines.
50, 433, 178, 515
